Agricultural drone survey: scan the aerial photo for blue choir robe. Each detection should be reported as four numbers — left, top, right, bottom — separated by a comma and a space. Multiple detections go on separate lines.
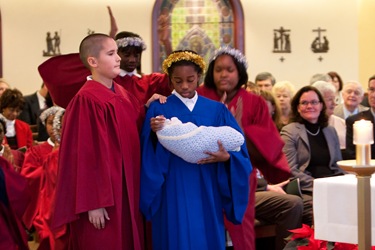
140, 94, 252, 250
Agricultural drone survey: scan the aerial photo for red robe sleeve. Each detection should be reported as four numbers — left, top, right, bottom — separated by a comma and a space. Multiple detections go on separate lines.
3, 120, 33, 149
0, 157, 30, 250
20, 143, 53, 229
38, 53, 89, 108
197, 87, 290, 183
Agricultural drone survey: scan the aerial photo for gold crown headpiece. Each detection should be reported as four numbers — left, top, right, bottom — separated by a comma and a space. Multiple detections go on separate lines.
162, 51, 206, 75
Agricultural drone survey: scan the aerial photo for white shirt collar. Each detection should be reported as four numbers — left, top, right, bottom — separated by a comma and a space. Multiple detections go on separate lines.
47, 137, 55, 147
36, 91, 46, 109
118, 69, 141, 78
172, 90, 198, 111
0, 114, 16, 137
343, 106, 359, 119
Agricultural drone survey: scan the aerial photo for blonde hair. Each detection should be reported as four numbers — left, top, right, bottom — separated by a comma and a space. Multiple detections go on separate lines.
272, 81, 296, 98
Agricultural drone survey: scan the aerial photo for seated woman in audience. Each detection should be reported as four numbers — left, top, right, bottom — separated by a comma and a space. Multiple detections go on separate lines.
272, 81, 295, 128
0, 119, 25, 172
280, 85, 345, 225
260, 90, 283, 131
328, 71, 344, 104
0, 78, 10, 97
312, 81, 347, 157
34, 108, 67, 250
0, 89, 33, 150
20, 106, 63, 233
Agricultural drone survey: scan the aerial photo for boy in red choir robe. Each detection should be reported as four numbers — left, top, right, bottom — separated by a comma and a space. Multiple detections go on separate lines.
52, 33, 145, 250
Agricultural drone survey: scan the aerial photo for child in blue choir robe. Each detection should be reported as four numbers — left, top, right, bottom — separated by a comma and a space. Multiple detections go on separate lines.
140, 50, 252, 250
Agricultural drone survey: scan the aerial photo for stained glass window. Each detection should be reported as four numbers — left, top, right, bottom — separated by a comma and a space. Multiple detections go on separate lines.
152, 0, 244, 72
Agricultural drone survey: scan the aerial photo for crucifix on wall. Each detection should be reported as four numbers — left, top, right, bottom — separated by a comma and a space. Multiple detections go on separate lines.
311, 27, 329, 53
273, 26, 291, 53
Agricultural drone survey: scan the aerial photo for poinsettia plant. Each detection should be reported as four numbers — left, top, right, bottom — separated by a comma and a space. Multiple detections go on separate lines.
283, 224, 375, 250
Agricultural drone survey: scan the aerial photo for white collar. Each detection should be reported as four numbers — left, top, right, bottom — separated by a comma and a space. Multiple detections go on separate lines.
343, 106, 358, 119
118, 69, 141, 78
172, 90, 198, 111
47, 137, 55, 147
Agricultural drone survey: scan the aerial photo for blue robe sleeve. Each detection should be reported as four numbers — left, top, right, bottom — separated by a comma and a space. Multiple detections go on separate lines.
217, 105, 252, 224
140, 103, 170, 220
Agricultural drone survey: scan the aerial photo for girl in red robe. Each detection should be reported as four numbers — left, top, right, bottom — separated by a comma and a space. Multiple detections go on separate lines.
197, 47, 291, 250
34, 108, 67, 250
21, 106, 64, 232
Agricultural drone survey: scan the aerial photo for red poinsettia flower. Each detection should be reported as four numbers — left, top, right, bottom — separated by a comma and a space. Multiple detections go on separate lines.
333, 242, 358, 250
286, 224, 375, 249
290, 224, 314, 240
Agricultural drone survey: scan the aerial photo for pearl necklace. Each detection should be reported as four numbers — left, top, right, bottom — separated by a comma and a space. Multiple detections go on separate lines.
306, 127, 320, 136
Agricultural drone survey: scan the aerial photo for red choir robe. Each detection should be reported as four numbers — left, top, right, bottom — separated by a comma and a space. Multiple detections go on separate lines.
0, 156, 30, 250
21, 141, 53, 229
38, 53, 171, 108
34, 149, 68, 250
197, 87, 291, 250
52, 80, 145, 250
3, 119, 33, 149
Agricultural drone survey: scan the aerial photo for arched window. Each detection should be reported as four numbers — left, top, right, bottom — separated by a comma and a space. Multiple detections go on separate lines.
152, 0, 244, 72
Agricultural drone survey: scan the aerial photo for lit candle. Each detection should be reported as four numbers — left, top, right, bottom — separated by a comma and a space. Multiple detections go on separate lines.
353, 120, 374, 145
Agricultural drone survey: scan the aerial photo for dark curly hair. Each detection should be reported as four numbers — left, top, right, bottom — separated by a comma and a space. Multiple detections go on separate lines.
0, 88, 25, 112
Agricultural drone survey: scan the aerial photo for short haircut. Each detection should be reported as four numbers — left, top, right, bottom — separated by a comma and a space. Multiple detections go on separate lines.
309, 73, 332, 85
0, 88, 25, 111
342, 81, 364, 97
272, 81, 296, 98
0, 78, 10, 88
311, 81, 336, 96
79, 33, 112, 69
368, 74, 375, 85
255, 72, 276, 85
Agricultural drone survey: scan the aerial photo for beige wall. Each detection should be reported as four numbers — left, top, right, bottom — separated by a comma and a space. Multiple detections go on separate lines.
358, 0, 375, 88
0, 0, 370, 95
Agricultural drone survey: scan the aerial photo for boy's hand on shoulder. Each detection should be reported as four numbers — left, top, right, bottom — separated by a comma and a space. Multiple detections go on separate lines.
88, 208, 110, 229
145, 94, 167, 108
197, 140, 230, 164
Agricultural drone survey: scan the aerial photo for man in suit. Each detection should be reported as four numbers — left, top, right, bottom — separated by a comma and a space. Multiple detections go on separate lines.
346, 75, 375, 159
334, 81, 368, 119
18, 83, 52, 141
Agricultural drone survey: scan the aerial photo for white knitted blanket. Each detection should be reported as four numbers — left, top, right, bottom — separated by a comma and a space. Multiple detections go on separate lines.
156, 117, 244, 163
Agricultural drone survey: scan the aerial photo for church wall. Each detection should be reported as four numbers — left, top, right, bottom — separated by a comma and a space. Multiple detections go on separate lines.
0, 0, 369, 95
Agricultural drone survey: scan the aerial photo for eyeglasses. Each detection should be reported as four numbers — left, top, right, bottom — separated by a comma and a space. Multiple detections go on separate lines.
299, 100, 321, 107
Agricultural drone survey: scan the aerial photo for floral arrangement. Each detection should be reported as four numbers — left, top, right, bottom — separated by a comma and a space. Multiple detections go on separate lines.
284, 224, 375, 250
